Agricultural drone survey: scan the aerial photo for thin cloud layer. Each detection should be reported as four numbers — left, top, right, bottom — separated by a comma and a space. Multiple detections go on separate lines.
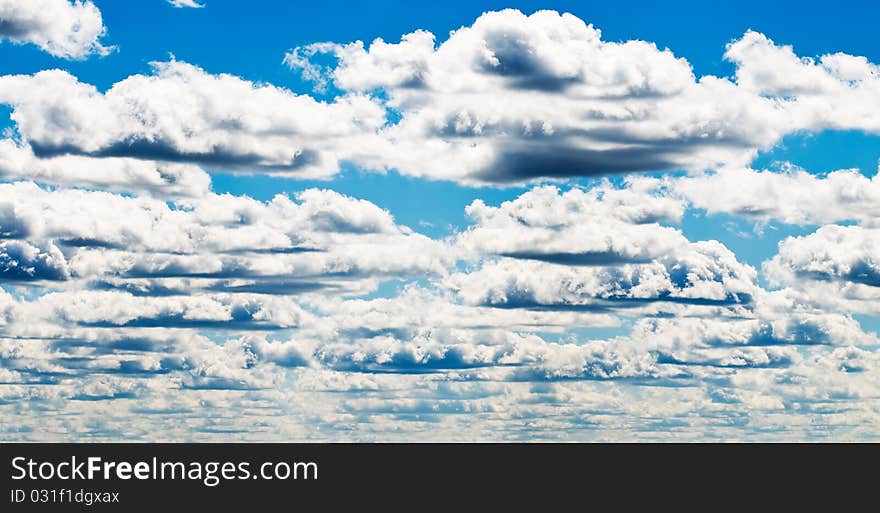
168, 0, 204, 8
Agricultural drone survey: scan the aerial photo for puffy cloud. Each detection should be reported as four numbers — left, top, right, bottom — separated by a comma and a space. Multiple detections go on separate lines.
0, 240, 68, 282
764, 226, 880, 315
8, 173, 868, 400
450, 184, 756, 312
315, 329, 552, 373
0, 329, 292, 391
2, 273, 878, 440
672, 166, 880, 226
0, 62, 386, 177
0, 182, 417, 254
308, 288, 868, 380
765, 225, 880, 288
457, 184, 685, 264
3, 10, 879, 185
328, 10, 782, 181
0, 17, 874, 443
282, 10, 787, 183
283, 10, 880, 183
0, 139, 212, 198
726, 31, 880, 132
635, 314, 877, 353
2, 170, 877, 440
0, 182, 450, 296
726, 31, 850, 96
298, 10, 700, 96
446, 251, 756, 312
0, 0, 111, 59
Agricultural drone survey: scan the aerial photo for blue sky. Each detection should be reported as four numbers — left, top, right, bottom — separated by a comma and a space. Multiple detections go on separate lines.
0, 0, 879, 441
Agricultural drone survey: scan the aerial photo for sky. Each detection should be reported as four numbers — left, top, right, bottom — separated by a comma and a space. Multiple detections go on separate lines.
0, 0, 879, 441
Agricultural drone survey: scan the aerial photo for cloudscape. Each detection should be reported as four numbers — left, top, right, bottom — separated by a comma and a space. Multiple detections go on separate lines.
0, 0, 878, 441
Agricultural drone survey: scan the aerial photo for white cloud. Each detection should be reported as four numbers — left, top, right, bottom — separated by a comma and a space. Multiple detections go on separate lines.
2, 276, 878, 440
290, 10, 790, 182
726, 31, 880, 132
284, 9, 880, 184
445, 251, 757, 313
310, 285, 619, 337
672, 165, 880, 226
765, 225, 880, 288
448, 184, 757, 312
0, 182, 451, 297
1, 289, 313, 332
764, 225, 880, 314
0, 239, 68, 282
457, 183, 685, 262
2, 173, 878, 440
3, 10, 879, 185
0, 0, 112, 59
0, 62, 386, 177
0, 139, 212, 198
633, 314, 877, 352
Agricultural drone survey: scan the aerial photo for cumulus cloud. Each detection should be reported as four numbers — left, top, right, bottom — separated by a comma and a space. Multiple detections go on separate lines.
0, 0, 112, 59
0, 139, 212, 198
658, 166, 880, 320
0, 182, 449, 296
305, 287, 868, 381
635, 314, 877, 353
449, 184, 756, 313
457, 183, 685, 264
672, 166, 880, 226
2, 177, 877, 441
764, 226, 880, 315
3, 10, 879, 185
284, 9, 880, 183
288, 10, 788, 182
0, 329, 292, 391
0, 239, 68, 282
446, 252, 756, 312
0, 62, 386, 177
726, 30, 880, 132
766, 225, 880, 288
310, 285, 619, 338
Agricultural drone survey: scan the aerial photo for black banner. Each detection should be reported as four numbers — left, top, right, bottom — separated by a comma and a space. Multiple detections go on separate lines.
0, 444, 874, 510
